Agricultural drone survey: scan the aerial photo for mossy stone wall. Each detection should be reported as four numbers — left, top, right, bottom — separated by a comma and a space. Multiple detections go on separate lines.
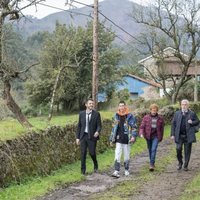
0, 120, 112, 187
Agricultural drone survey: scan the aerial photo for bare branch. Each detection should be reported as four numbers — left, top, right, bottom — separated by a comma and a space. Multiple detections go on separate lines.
19, 62, 40, 74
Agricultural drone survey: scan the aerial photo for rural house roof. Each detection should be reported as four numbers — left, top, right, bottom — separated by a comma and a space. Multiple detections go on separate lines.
127, 74, 162, 88
138, 47, 200, 76
138, 47, 188, 64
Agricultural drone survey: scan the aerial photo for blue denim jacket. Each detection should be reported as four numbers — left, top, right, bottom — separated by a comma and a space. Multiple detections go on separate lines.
109, 113, 137, 143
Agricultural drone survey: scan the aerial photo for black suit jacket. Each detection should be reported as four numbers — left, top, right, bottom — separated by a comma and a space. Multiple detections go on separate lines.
76, 110, 102, 141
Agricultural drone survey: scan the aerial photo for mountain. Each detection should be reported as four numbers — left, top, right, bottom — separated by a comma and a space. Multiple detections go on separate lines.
13, 0, 145, 43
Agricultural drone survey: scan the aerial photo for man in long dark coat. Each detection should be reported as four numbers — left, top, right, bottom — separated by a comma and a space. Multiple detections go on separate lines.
171, 99, 199, 171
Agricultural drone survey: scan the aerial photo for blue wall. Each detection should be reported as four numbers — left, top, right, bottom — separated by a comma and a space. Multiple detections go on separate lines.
98, 75, 154, 101
117, 76, 151, 97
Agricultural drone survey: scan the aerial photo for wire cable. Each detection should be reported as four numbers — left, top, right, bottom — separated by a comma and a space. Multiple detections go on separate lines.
38, 2, 92, 18
67, 0, 94, 8
36, 2, 135, 47
67, 0, 139, 42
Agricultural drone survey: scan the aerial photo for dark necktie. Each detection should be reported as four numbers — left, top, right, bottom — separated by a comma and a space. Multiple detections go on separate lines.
87, 113, 91, 123
86, 112, 91, 133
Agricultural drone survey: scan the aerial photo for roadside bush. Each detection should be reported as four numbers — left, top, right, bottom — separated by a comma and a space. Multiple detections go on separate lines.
117, 89, 130, 101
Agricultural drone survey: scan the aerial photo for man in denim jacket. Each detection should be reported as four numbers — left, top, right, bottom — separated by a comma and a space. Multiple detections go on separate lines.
110, 101, 137, 178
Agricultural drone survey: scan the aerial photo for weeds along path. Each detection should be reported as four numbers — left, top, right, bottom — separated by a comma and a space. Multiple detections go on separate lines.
40, 138, 200, 200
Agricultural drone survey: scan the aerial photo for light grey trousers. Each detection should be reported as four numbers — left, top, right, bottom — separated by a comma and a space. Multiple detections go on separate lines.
114, 142, 130, 171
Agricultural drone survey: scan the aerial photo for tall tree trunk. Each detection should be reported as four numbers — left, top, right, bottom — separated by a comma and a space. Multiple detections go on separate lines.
171, 93, 176, 105
171, 89, 180, 104
48, 67, 64, 122
56, 103, 59, 113
0, 14, 32, 128
3, 80, 32, 128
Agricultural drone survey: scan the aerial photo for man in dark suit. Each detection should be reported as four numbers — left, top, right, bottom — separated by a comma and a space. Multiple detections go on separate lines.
76, 98, 102, 175
171, 99, 199, 171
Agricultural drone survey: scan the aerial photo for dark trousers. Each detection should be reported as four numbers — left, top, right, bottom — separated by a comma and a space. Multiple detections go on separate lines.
80, 133, 98, 173
176, 136, 192, 167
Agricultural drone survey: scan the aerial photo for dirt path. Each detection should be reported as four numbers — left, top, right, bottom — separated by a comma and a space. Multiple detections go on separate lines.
40, 138, 200, 200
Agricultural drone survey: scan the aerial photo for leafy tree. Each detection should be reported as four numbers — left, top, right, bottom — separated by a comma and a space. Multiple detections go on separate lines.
26, 21, 123, 112
25, 31, 50, 61
74, 21, 123, 109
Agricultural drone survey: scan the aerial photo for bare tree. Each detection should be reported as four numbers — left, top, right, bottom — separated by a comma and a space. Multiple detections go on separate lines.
0, 0, 43, 128
130, 0, 200, 104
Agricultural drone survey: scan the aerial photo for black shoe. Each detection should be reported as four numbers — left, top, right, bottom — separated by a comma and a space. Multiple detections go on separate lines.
177, 163, 182, 170
94, 168, 98, 173
183, 166, 188, 171
94, 163, 98, 173
81, 170, 86, 175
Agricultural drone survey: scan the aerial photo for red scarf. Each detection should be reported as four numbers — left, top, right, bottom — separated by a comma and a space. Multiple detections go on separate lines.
117, 106, 129, 116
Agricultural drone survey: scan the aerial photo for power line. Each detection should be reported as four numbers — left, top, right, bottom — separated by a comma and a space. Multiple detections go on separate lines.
100, 23, 134, 46
67, 0, 94, 8
36, 2, 135, 47
67, 0, 139, 43
98, 10, 140, 43
38, 2, 92, 18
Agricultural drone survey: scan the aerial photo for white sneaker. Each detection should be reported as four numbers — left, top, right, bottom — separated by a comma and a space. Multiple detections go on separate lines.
125, 170, 130, 176
112, 170, 120, 178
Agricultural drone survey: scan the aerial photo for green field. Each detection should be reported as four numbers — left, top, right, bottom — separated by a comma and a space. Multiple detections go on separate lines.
0, 111, 114, 141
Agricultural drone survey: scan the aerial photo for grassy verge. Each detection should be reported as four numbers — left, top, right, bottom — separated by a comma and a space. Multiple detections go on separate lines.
90, 126, 176, 200
91, 150, 176, 200
180, 174, 200, 200
179, 132, 200, 200
0, 125, 171, 200
0, 134, 146, 199
0, 111, 113, 141
0, 146, 141, 200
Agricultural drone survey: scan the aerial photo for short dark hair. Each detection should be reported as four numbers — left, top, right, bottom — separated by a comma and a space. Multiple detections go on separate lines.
85, 98, 94, 104
119, 100, 126, 105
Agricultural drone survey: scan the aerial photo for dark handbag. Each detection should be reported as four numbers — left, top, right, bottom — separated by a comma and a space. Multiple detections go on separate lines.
189, 113, 199, 133
193, 124, 200, 133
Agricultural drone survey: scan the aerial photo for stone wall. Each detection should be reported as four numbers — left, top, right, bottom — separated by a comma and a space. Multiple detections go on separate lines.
0, 120, 112, 187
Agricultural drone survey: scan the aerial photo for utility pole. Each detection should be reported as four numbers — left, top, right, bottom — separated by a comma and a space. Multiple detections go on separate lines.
194, 58, 198, 102
92, 0, 99, 109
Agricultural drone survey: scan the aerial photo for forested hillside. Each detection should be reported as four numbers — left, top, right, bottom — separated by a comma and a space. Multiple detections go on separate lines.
13, 0, 143, 42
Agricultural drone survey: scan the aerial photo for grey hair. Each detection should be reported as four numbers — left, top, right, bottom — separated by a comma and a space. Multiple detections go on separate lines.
181, 99, 189, 105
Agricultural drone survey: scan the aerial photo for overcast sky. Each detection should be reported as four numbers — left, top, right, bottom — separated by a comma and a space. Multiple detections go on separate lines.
21, 0, 150, 19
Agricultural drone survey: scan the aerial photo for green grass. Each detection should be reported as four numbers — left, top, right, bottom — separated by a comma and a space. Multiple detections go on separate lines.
180, 175, 200, 200
179, 132, 200, 200
91, 150, 176, 200
90, 126, 175, 200
2, 113, 200, 200
0, 147, 114, 200
0, 111, 114, 141
0, 125, 171, 200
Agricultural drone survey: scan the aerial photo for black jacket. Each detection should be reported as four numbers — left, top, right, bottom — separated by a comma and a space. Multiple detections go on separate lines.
76, 110, 102, 141
171, 109, 199, 143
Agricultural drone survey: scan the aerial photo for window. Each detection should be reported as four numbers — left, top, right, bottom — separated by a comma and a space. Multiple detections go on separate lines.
130, 92, 138, 99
